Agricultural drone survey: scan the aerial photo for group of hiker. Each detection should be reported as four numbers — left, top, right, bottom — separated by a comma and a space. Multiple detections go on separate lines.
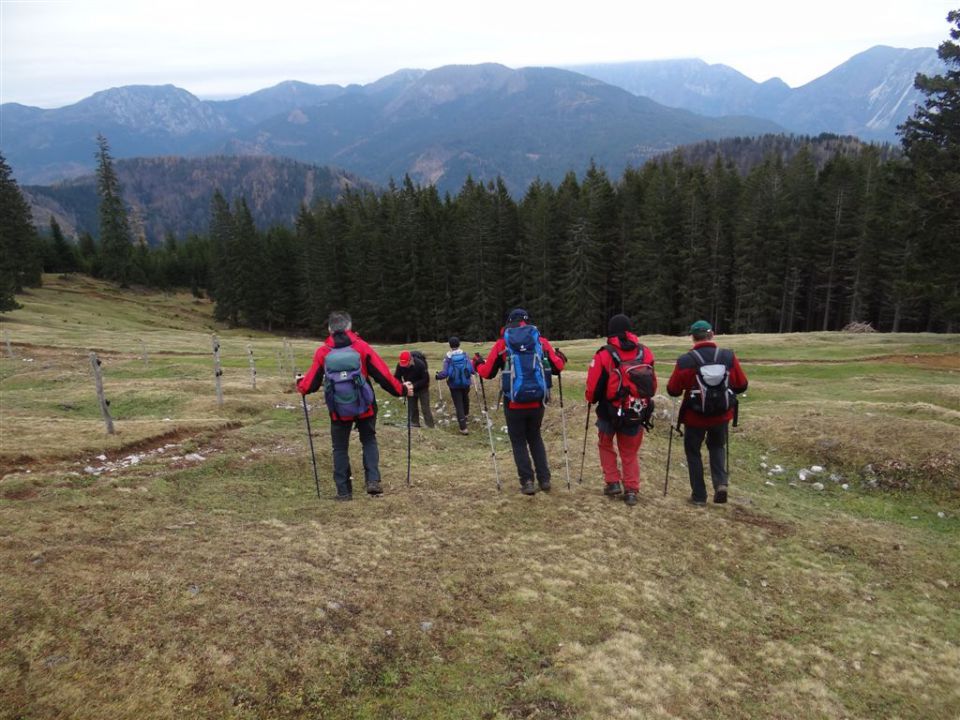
296, 308, 748, 506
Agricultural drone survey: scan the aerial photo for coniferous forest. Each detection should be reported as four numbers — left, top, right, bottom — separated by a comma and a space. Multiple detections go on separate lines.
2, 12, 958, 338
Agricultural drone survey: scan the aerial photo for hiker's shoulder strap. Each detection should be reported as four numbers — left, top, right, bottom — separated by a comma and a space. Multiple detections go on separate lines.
689, 348, 708, 366
602, 344, 622, 366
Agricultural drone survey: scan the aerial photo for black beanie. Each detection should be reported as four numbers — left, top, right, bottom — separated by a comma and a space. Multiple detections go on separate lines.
608, 314, 632, 337
449, 336, 460, 348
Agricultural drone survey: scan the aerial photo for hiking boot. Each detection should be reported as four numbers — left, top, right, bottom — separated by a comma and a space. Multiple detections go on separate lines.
714, 486, 728, 504
365, 481, 383, 496
459, 427, 469, 435
538, 479, 552, 492
334, 493, 353, 502
520, 480, 537, 495
624, 491, 638, 506
687, 496, 707, 507
603, 482, 623, 497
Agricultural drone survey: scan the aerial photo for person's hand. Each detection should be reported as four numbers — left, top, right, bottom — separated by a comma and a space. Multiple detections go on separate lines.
435, 372, 441, 380
294, 373, 305, 394
556, 349, 568, 363
472, 352, 483, 369
403, 381, 414, 396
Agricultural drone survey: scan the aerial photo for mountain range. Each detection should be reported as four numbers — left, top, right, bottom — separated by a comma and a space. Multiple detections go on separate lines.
565, 45, 942, 140
1, 45, 941, 203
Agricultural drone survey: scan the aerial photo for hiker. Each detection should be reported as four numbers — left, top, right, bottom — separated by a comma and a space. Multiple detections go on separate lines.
585, 314, 657, 506
394, 350, 434, 428
473, 308, 566, 494
667, 320, 748, 506
435, 336, 475, 434
296, 310, 415, 501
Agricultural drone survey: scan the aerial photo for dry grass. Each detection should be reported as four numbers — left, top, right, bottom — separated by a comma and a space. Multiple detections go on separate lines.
1, 277, 958, 719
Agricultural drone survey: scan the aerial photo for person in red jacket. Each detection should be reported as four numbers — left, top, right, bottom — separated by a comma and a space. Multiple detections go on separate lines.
474, 308, 566, 495
297, 310, 414, 501
585, 314, 657, 506
667, 320, 748, 506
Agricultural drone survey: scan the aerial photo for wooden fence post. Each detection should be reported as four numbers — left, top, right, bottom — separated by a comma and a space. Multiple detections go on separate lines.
4, 331, 14, 359
247, 344, 257, 390
212, 334, 224, 407
285, 339, 296, 374
89, 351, 115, 434
140, 339, 149, 367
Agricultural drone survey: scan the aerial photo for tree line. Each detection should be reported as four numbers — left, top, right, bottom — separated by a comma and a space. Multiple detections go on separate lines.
2, 11, 957, 334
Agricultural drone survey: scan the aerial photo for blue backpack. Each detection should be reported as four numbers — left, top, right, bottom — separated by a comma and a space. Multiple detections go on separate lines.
501, 325, 547, 403
447, 351, 473, 389
323, 346, 375, 418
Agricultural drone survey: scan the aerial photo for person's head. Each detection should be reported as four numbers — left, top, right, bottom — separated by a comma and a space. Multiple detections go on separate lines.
328, 310, 352, 334
399, 350, 411, 367
449, 336, 461, 349
607, 313, 632, 338
689, 319, 714, 341
506, 308, 530, 325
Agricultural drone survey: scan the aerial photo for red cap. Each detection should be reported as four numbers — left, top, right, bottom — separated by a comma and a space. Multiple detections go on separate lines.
399, 351, 411, 366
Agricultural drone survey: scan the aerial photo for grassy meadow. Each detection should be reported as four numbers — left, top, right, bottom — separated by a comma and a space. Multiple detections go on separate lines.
1, 274, 958, 719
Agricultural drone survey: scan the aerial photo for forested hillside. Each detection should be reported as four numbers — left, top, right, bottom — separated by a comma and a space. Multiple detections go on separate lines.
24, 156, 366, 243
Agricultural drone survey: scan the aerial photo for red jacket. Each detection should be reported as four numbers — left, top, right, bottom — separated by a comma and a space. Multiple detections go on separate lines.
585, 333, 657, 422
474, 322, 566, 410
666, 341, 748, 428
297, 330, 407, 421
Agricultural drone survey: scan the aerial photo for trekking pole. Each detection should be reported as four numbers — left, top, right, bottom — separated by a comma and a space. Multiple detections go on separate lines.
478, 377, 502, 492
300, 392, 321, 499
664, 397, 683, 497
405, 396, 412, 487
577, 403, 592, 484
557, 373, 572, 491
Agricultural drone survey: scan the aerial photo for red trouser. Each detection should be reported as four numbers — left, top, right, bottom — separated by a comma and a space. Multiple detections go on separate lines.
598, 429, 644, 491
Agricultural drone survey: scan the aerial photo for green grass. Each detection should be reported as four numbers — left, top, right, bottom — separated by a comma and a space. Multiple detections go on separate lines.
1, 276, 959, 719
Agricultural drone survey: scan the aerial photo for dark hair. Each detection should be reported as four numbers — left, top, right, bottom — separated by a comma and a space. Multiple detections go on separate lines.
328, 310, 352, 333
449, 336, 461, 348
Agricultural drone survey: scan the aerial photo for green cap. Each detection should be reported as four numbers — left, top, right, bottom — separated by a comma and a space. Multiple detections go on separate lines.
689, 320, 712, 334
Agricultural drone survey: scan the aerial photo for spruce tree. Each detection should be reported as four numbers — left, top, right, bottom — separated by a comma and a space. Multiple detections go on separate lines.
0, 152, 41, 310
898, 9, 960, 331
95, 134, 134, 286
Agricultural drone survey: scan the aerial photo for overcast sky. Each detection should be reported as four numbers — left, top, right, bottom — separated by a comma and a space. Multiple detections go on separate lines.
1, 0, 954, 108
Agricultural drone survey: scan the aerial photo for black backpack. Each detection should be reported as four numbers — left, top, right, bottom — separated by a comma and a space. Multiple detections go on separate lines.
409, 350, 428, 372
603, 344, 655, 429
685, 347, 735, 416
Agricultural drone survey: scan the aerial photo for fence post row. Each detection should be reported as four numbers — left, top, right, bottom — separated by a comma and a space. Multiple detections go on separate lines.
247, 344, 257, 389
212, 334, 224, 407
89, 351, 115, 435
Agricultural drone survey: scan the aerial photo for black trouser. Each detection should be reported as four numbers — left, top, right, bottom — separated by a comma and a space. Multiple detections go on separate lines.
330, 414, 379, 497
683, 422, 728, 501
407, 389, 434, 428
449, 386, 471, 430
504, 404, 550, 486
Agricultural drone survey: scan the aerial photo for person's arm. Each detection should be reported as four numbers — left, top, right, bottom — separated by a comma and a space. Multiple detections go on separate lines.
474, 340, 504, 380
297, 346, 328, 395
729, 354, 748, 393
540, 338, 566, 374
666, 355, 692, 398
436, 355, 450, 380
585, 351, 607, 403
393, 364, 404, 383
362, 342, 410, 397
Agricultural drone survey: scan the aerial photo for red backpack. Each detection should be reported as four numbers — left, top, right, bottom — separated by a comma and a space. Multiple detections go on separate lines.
603, 344, 655, 429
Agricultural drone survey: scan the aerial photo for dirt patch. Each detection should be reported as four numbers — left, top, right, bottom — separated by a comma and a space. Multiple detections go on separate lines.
0, 455, 38, 478
1, 486, 39, 500
100, 422, 242, 461
727, 506, 794, 537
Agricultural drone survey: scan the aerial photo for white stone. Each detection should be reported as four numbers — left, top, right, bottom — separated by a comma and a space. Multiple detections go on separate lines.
812, 482, 825, 491
937, 511, 946, 519
760, 462, 768, 469
765, 481, 775, 486
184, 453, 205, 462
810, 465, 824, 473
798, 470, 808, 481
841, 484, 849, 490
